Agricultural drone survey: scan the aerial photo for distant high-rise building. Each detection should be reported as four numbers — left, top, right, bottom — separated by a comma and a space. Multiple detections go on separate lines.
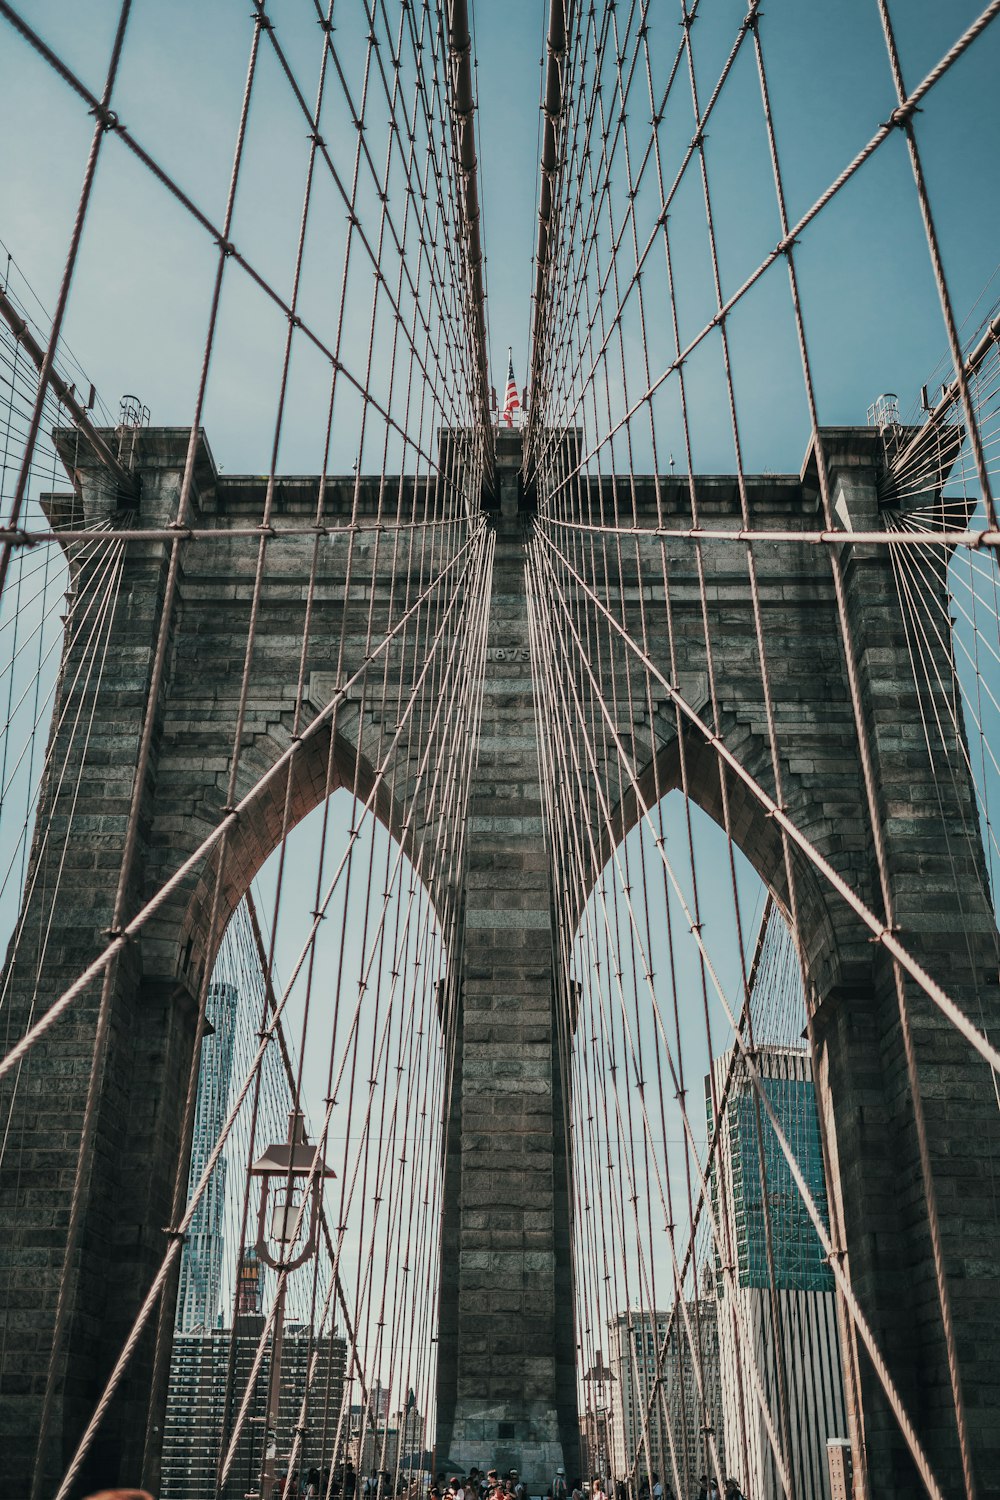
395, 1388, 424, 1474
371, 1380, 391, 1424
160, 1315, 347, 1500
581, 1351, 615, 1481
706, 1045, 848, 1500
347, 1381, 415, 1479
660, 1277, 726, 1496
175, 980, 240, 1333
607, 1302, 724, 1495
580, 1404, 613, 1487
235, 1245, 263, 1317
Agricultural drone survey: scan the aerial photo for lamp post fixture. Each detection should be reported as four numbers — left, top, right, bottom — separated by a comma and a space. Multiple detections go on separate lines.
251, 1112, 335, 1500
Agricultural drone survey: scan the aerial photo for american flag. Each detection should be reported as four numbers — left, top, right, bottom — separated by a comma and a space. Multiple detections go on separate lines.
502, 348, 519, 427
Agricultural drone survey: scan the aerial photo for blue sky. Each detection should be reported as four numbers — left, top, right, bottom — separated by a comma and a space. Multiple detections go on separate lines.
1, 1, 998, 474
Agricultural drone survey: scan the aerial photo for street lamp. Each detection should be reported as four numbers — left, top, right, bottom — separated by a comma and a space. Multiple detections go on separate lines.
251, 1113, 335, 1500
252, 1111, 335, 1273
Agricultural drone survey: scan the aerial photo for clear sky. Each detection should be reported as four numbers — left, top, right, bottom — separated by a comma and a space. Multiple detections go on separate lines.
2, 1, 999, 473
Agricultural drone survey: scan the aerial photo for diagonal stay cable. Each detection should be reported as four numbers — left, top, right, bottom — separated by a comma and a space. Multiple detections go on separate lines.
529, 1, 1000, 510
533, 521, 1000, 1077
529, 526, 948, 1500
49, 519, 491, 1499
0, 1, 470, 485
0, 521, 487, 1086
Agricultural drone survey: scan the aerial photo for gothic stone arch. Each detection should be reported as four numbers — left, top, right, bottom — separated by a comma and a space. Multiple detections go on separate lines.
0, 428, 466, 1498
580, 428, 1000, 1497
1, 427, 998, 1498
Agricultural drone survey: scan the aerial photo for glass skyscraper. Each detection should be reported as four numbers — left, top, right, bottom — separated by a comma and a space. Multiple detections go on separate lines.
706, 1044, 847, 1500
721, 1066, 834, 1291
175, 979, 240, 1333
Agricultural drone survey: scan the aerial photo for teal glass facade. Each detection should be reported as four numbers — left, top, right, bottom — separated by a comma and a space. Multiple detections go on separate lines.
709, 1059, 833, 1293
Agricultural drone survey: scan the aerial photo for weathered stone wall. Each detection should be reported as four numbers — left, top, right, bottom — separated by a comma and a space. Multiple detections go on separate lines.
434, 442, 578, 1483
589, 431, 1000, 1496
0, 430, 478, 1498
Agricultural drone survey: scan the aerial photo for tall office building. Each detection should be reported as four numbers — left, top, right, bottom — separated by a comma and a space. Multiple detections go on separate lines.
348, 1387, 425, 1480
607, 1301, 724, 1495
581, 1352, 615, 1481
160, 1315, 347, 1500
175, 980, 240, 1333
662, 1276, 727, 1495
236, 1244, 263, 1316
395, 1388, 425, 1474
371, 1379, 391, 1424
706, 1045, 848, 1500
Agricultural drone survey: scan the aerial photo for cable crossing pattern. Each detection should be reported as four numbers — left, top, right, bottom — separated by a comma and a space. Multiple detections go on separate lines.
0, 4, 999, 1500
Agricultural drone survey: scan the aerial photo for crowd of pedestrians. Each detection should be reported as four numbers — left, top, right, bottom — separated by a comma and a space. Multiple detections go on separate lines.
594, 1473, 745, 1500
81, 1459, 747, 1500
422, 1466, 746, 1500
624, 1475, 746, 1500
430, 1465, 508, 1500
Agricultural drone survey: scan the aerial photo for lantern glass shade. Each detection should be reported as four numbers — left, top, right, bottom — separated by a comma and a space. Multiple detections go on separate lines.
249, 1115, 335, 1268
271, 1196, 305, 1247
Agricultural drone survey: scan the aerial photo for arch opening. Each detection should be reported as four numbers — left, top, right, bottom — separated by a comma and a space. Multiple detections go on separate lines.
565, 786, 849, 1500
162, 718, 433, 1009
160, 783, 451, 1499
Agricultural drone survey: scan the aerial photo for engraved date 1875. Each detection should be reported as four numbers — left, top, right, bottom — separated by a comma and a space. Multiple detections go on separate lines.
487, 646, 530, 662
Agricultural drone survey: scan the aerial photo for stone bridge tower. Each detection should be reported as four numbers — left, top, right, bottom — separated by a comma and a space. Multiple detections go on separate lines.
434, 427, 578, 1484
0, 425, 998, 1498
